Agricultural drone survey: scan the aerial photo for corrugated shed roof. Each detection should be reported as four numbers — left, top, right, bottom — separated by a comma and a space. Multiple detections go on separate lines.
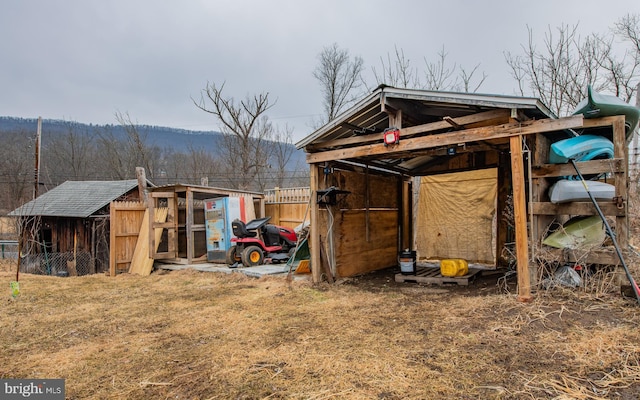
296, 86, 556, 149
9, 180, 140, 218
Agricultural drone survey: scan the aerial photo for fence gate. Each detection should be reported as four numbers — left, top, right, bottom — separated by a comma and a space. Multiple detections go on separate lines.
109, 201, 146, 276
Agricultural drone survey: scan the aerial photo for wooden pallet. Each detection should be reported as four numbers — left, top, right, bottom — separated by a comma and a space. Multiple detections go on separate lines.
395, 267, 480, 286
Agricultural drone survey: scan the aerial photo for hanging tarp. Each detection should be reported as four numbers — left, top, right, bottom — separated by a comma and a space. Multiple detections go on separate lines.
416, 169, 497, 264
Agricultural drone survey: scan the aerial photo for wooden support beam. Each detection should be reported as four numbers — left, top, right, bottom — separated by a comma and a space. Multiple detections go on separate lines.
310, 164, 321, 283
531, 158, 625, 178
496, 152, 510, 268
306, 109, 511, 151
307, 115, 584, 164
612, 116, 628, 248
531, 201, 626, 216
510, 135, 533, 302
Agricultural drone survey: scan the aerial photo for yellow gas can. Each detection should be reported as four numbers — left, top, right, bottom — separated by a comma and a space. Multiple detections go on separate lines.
440, 259, 469, 277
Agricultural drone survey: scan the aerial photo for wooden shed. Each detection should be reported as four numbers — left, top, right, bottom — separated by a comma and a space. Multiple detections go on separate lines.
296, 86, 630, 300
9, 180, 144, 275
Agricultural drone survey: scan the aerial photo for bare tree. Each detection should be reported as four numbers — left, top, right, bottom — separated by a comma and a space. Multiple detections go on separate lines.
185, 144, 222, 186
193, 82, 275, 191
313, 43, 365, 123
613, 13, 640, 101
369, 45, 487, 93
371, 46, 421, 89
505, 18, 640, 116
95, 112, 161, 179
0, 130, 34, 213
44, 120, 96, 182
114, 111, 160, 178
267, 124, 297, 189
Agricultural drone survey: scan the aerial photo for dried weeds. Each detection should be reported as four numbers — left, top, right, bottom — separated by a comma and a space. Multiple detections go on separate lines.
2, 260, 640, 399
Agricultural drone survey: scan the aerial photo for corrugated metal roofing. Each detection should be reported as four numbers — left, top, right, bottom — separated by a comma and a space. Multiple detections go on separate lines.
9, 180, 140, 218
296, 86, 556, 149
294, 86, 565, 175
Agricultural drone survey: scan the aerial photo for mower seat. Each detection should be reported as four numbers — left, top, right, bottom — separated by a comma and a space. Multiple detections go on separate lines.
231, 219, 256, 238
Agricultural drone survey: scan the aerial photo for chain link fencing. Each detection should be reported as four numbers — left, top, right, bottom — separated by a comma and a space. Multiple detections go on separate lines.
19, 251, 96, 276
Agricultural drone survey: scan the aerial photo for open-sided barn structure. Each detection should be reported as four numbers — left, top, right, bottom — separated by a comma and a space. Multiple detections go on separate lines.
296, 86, 630, 300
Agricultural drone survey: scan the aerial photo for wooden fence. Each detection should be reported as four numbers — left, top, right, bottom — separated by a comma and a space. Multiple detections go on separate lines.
109, 201, 146, 276
264, 187, 311, 229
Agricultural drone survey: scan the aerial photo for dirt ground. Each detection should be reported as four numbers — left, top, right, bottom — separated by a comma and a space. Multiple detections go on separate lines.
2, 260, 640, 400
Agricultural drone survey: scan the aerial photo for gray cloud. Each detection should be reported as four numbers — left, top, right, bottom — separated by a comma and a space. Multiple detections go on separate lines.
1, 0, 635, 140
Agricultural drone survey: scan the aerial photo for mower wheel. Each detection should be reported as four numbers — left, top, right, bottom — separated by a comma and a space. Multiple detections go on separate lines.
242, 245, 264, 267
226, 245, 241, 265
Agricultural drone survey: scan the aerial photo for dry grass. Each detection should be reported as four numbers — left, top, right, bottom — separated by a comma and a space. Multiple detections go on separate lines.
2, 260, 640, 399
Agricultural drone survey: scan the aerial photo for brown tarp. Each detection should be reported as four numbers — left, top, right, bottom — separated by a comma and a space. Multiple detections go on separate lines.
416, 169, 497, 264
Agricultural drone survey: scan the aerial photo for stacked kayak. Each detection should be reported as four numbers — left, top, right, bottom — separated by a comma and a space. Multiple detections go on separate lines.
548, 134, 614, 164
548, 179, 615, 204
542, 215, 606, 249
572, 85, 640, 141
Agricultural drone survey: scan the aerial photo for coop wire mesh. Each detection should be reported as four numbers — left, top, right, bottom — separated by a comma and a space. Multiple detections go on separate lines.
19, 251, 95, 276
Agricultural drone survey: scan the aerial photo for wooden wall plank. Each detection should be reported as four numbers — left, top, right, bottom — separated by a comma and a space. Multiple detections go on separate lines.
335, 210, 397, 277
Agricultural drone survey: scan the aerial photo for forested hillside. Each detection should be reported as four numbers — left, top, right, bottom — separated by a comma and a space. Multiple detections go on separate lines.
0, 117, 309, 213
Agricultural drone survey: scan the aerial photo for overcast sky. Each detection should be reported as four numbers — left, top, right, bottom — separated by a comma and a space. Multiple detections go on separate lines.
1, 0, 637, 141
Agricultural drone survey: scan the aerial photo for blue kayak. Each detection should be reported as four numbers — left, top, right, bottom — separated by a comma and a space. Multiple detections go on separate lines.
572, 85, 640, 141
549, 134, 614, 164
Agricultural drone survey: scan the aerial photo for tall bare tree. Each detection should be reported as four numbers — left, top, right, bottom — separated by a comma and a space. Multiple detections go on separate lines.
505, 17, 640, 117
371, 46, 421, 89
44, 121, 96, 182
267, 124, 298, 189
193, 82, 275, 191
0, 130, 34, 213
313, 43, 365, 123
369, 45, 487, 93
95, 111, 161, 179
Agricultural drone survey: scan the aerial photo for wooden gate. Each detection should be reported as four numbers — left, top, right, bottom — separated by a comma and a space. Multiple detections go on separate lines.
109, 201, 146, 276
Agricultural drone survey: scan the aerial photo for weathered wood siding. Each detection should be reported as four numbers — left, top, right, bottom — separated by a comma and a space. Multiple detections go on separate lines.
316, 170, 399, 278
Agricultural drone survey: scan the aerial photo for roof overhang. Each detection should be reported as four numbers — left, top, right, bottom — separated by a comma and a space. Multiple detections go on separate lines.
296, 86, 570, 176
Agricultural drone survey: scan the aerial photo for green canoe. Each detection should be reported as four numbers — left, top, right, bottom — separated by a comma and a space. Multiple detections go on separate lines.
542, 215, 606, 249
572, 85, 640, 141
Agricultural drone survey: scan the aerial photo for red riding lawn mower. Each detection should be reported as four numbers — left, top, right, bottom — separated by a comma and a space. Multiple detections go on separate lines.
226, 217, 298, 267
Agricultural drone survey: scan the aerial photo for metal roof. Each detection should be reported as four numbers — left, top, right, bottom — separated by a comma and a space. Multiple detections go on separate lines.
9, 180, 141, 218
297, 86, 556, 149
295, 86, 563, 175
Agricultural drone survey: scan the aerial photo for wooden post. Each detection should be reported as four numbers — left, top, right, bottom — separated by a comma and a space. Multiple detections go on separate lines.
136, 167, 148, 204
186, 187, 194, 264
33, 117, 42, 199
495, 152, 510, 268
310, 164, 321, 283
612, 116, 628, 247
109, 201, 116, 277
510, 135, 533, 302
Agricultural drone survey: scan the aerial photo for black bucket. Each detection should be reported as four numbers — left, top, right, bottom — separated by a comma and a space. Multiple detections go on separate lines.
399, 249, 416, 275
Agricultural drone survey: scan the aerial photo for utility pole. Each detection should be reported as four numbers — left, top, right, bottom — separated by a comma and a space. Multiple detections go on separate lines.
33, 116, 41, 199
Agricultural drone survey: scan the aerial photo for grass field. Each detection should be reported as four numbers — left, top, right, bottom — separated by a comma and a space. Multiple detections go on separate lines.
2, 260, 640, 399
